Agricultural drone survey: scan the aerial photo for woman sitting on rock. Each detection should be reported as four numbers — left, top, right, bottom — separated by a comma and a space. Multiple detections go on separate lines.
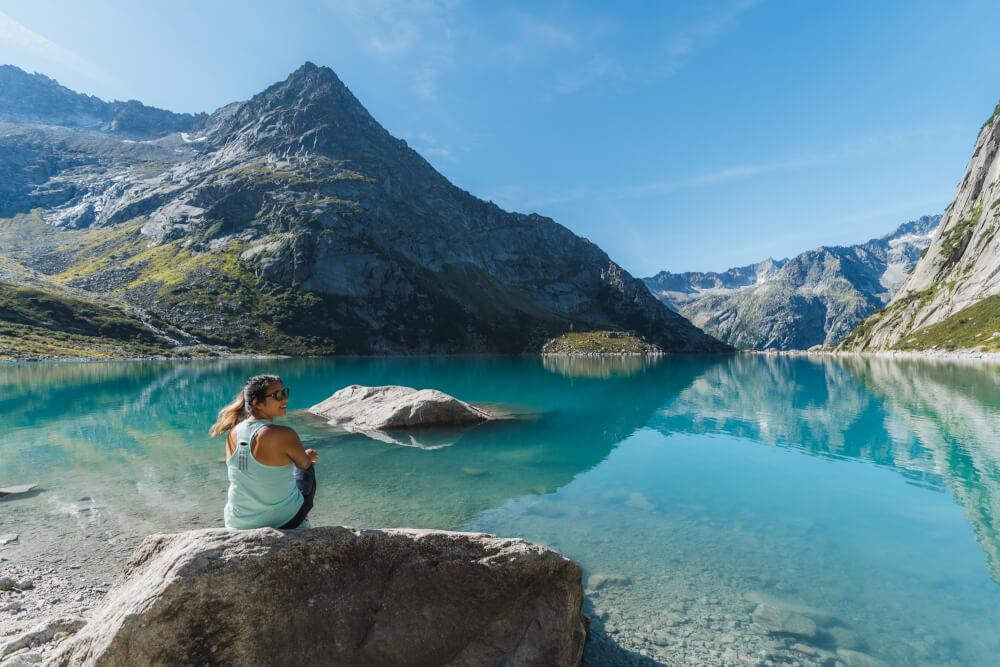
210, 374, 318, 530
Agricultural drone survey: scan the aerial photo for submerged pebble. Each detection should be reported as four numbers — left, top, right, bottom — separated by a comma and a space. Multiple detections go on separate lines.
587, 574, 632, 591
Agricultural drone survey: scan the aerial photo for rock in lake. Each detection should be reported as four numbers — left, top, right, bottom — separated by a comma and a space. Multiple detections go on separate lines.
51, 526, 587, 667
0, 484, 37, 498
751, 603, 817, 638
587, 574, 632, 591
836, 648, 890, 667
309, 384, 491, 431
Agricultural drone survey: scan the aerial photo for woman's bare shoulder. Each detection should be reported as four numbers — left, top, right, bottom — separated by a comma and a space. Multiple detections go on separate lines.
258, 424, 300, 442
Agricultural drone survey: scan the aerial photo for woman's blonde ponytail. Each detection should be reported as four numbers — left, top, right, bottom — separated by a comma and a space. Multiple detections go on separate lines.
209, 374, 283, 437
209, 392, 247, 437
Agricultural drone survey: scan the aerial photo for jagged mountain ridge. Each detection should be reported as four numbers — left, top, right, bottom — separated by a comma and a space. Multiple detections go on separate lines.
0, 65, 205, 139
841, 102, 1000, 352
644, 258, 788, 312
643, 216, 940, 350
0, 63, 729, 355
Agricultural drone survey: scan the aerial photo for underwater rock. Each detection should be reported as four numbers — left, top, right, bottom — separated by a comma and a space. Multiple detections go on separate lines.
0, 485, 37, 498
309, 384, 490, 430
527, 500, 566, 518
743, 590, 836, 626
0, 535, 18, 546
791, 642, 817, 656
836, 648, 890, 667
51, 526, 587, 667
624, 492, 655, 511
751, 603, 817, 638
827, 625, 862, 650
587, 574, 632, 591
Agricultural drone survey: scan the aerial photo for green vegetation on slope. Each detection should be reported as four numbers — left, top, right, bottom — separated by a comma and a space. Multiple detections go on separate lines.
893, 294, 1000, 352
542, 330, 662, 355
0, 281, 175, 359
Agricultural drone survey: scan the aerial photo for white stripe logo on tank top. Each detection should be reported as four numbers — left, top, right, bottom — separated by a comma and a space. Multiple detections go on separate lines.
238, 445, 248, 471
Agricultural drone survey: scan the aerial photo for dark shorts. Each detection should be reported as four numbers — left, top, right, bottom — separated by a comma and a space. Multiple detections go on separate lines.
280, 464, 316, 529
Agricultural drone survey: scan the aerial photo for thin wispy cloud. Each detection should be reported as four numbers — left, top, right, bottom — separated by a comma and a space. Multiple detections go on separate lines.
324, 0, 460, 102
368, 19, 420, 55
0, 10, 111, 85
623, 124, 961, 199
553, 55, 618, 95
824, 196, 950, 227
402, 130, 461, 163
491, 124, 960, 213
661, 0, 758, 75
516, 15, 577, 50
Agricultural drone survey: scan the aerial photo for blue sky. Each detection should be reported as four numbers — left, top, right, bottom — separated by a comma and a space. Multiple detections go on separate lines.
2, 1, 999, 275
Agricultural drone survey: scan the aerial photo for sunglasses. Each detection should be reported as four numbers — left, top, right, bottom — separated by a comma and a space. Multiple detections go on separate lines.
264, 387, 290, 401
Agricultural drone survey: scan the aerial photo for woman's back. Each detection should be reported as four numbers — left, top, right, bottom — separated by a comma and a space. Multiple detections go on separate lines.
224, 418, 303, 529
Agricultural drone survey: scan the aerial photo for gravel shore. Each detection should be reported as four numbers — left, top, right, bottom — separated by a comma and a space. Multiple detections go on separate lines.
0, 560, 108, 665
751, 348, 1000, 363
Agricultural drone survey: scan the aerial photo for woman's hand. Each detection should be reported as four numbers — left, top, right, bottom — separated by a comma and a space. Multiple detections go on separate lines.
305, 448, 319, 464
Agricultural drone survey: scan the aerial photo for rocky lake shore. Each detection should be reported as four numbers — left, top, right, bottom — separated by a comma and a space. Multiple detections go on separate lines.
1, 535, 901, 667
757, 348, 1000, 363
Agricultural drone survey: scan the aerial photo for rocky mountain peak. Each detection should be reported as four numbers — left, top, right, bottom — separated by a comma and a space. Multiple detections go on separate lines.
255, 62, 359, 116
203, 62, 390, 157
0, 63, 730, 355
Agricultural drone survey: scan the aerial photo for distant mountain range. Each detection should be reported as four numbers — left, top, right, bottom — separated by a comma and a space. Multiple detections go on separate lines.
643, 216, 940, 350
841, 102, 1000, 353
0, 65, 206, 139
0, 63, 728, 357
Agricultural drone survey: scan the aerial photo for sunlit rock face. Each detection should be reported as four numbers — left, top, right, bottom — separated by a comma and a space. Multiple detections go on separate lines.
308, 384, 490, 431
0, 63, 728, 355
842, 104, 1000, 351
644, 217, 939, 350
51, 527, 588, 667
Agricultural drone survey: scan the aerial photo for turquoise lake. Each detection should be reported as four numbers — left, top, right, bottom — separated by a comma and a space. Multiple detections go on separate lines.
2, 355, 1000, 665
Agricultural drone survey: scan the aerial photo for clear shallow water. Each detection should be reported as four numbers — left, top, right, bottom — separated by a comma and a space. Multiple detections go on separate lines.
2, 355, 1000, 664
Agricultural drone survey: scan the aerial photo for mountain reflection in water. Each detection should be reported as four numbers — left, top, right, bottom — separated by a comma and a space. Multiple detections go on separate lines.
654, 354, 1000, 584
4, 354, 1000, 666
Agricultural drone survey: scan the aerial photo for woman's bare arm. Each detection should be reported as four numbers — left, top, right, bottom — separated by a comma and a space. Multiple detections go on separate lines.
270, 425, 318, 469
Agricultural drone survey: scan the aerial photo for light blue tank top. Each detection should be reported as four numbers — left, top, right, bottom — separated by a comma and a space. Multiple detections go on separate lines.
224, 419, 303, 529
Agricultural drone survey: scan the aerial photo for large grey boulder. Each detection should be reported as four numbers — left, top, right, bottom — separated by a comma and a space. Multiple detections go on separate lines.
309, 384, 491, 431
51, 526, 587, 667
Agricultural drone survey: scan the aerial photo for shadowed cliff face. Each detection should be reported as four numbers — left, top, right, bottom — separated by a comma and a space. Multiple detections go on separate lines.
0, 63, 728, 355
